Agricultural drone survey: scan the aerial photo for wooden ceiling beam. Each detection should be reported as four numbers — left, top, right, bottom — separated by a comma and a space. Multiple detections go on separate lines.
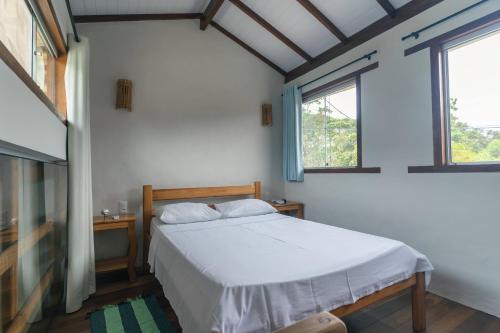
285, 0, 445, 82
297, 0, 348, 43
376, 0, 396, 18
200, 0, 225, 30
229, 0, 313, 62
210, 22, 286, 76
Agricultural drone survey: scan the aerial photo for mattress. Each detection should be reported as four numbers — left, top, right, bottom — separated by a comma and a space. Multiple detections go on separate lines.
149, 213, 433, 333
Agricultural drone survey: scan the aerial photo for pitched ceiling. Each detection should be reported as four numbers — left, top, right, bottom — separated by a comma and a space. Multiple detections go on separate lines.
70, 0, 208, 15
70, 0, 442, 80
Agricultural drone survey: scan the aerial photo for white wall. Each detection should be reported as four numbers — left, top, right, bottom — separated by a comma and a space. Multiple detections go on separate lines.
0, 60, 66, 160
284, 0, 500, 317
77, 20, 284, 263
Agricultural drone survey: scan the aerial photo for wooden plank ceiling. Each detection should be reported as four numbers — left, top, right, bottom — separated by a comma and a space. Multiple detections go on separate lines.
70, 0, 444, 81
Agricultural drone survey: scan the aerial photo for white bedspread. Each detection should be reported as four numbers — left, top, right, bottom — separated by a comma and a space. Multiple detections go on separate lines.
148, 213, 433, 333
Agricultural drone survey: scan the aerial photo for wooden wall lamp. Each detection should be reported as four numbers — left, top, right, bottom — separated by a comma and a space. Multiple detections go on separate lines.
262, 103, 272, 126
116, 79, 132, 111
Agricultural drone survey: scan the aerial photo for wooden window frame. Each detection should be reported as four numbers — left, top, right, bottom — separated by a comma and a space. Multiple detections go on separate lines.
0, 0, 67, 124
406, 10, 500, 173
302, 63, 381, 174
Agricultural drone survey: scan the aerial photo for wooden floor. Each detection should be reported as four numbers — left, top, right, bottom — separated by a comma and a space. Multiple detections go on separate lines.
49, 272, 500, 333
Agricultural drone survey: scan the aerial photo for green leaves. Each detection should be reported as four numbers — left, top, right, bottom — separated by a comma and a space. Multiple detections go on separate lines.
303, 107, 357, 168
449, 98, 500, 163
302, 97, 500, 167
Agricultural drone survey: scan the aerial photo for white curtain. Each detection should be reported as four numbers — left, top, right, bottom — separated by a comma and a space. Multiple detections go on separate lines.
65, 36, 95, 313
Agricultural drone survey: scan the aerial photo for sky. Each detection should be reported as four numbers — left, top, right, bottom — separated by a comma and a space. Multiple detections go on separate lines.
303, 84, 357, 119
448, 28, 500, 130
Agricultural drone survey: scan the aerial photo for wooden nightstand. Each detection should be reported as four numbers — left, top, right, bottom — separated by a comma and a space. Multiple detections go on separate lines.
268, 201, 304, 219
93, 214, 137, 282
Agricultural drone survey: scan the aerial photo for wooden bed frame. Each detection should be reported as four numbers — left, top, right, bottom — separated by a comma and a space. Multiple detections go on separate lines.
143, 181, 426, 332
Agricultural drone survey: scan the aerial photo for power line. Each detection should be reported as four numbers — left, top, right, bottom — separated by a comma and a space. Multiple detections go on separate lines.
324, 99, 353, 120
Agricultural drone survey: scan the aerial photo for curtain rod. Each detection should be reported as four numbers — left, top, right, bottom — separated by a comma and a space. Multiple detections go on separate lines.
401, 0, 490, 41
297, 51, 377, 90
65, 0, 81, 43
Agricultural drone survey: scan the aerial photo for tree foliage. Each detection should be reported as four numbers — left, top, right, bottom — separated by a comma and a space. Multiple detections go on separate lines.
302, 97, 500, 166
303, 101, 357, 168
449, 98, 500, 163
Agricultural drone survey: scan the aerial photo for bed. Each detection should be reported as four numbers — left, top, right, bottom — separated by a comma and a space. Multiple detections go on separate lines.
143, 181, 433, 333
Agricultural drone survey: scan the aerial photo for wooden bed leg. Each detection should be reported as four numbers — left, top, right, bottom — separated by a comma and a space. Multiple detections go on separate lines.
412, 272, 426, 332
143, 185, 153, 274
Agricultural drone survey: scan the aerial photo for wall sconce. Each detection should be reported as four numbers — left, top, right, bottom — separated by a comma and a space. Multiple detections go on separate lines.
116, 79, 132, 111
262, 104, 272, 126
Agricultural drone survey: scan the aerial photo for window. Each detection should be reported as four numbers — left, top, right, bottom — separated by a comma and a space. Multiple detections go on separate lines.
33, 23, 56, 102
0, 154, 67, 332
0, 0, 58, 104
406, 13, 500, 173
443, 26, 500, 165
302, 80, 358, 168
300, 65, 381, 173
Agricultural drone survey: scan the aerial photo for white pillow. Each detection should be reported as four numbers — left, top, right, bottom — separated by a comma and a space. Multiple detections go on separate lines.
156, 202, 221, 224
215, 199, 277, 218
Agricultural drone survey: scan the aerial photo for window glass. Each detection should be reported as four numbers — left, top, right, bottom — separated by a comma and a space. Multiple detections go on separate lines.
0, 0, 33, 72
0, 154, 67, 331
33, 24, 56, 102
302, 82, 357, 168
0, 0, 57, 104
446, 28, 500, 164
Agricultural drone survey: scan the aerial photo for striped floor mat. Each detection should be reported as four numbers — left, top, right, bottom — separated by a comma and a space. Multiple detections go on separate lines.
90, 295, 175, 333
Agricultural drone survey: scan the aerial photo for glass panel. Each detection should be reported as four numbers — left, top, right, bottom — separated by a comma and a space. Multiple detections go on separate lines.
0, 154, 67, 331
0, 0, 33, 73
302, 82, 358, 168
303, 98, 327, 168
446, 28, 500, 164
33, 24, 56, 102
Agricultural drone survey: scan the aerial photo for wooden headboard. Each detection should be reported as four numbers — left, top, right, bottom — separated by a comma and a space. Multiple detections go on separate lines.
142, 181, 261, 269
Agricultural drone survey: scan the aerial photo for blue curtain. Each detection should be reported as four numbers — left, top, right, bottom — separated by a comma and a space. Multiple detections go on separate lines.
282, 85, 304, 182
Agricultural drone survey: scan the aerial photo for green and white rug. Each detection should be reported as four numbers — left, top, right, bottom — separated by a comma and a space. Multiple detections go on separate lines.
90, 295, 176, 333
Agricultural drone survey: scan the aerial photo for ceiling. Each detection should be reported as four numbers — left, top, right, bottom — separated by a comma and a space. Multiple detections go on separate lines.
70, 0, 436, 79
70, 0, 208, 15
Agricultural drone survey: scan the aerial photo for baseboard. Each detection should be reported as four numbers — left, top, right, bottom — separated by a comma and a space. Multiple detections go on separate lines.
428, 284, 500, 318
